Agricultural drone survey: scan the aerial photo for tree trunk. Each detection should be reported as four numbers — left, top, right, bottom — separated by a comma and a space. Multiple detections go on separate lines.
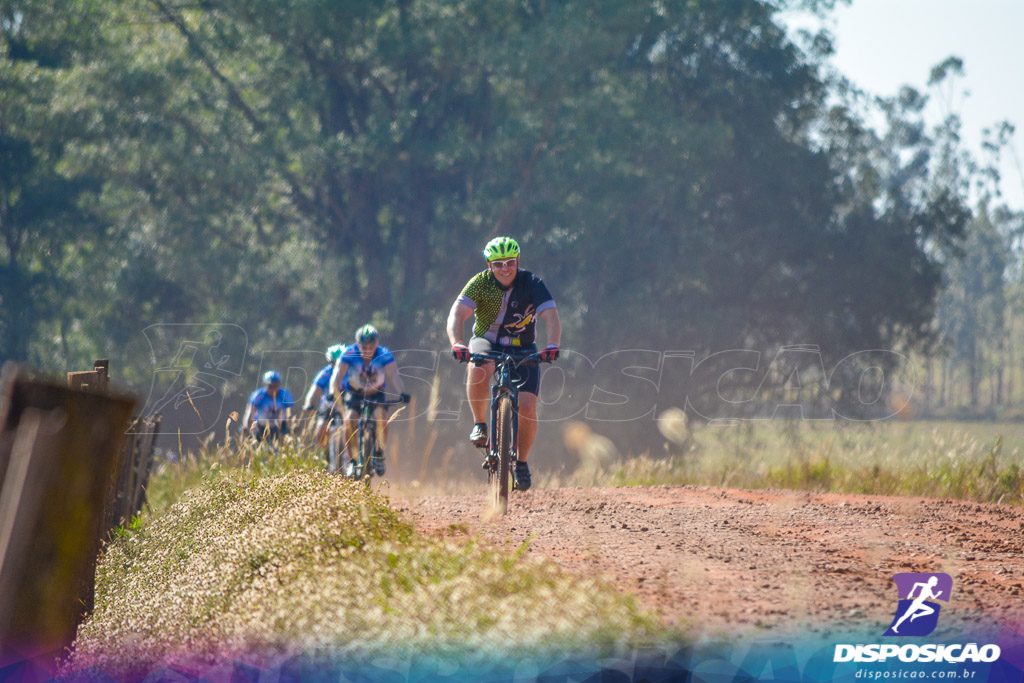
402, 183, 432, 308
1005, 322, 1013, 407
925, 357, 934, 414
349, 170, 390, 318
968, 337, 979, 408
938, 355, 947, 408
1, 260, 32, 363
991, 342, 999, 405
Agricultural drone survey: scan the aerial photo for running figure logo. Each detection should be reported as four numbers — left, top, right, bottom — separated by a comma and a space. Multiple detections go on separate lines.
884, 573, 952, 636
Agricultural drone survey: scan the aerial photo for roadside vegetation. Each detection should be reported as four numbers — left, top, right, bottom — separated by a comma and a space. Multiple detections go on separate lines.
556, 418, 1024, 505
70, 441, 664, 679
73, 415, 1024, 675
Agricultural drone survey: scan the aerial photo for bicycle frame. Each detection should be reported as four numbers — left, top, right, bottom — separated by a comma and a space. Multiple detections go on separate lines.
350, 393, 404, 480
465, 350, 547, 509
486, 357, 521, 468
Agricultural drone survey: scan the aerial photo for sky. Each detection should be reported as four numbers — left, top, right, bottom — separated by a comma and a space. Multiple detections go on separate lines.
782, 0, 1024, 210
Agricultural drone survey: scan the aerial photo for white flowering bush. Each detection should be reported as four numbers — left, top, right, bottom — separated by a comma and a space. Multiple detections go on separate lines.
69, 471, 657, 678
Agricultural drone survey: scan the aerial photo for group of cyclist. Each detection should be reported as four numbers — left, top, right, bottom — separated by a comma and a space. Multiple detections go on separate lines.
241, 236, 561, 491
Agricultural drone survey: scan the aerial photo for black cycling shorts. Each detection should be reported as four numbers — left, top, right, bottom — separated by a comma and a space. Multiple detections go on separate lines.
315, 404, 341, 423
468, 338, 540, 395
253, 422, 290, 443
343, 390, 391, 412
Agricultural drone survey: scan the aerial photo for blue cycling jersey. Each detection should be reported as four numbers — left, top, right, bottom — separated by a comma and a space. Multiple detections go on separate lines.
247, 387, 295, 423
313, 363, 333, 390
312, 364, 333, 409
339, 344, 395, 393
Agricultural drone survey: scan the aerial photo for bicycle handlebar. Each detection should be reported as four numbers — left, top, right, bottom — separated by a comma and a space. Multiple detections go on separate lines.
462, 351, 550, 366
359, 394, 408, 406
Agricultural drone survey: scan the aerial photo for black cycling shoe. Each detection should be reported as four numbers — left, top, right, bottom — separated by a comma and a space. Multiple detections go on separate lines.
372, 448, 386, 476
469, 422, 488, 447
513, 460, 532, 492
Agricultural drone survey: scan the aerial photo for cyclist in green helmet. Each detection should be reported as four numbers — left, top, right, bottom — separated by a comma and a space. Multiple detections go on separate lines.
446, 236, 562, 492
329, 324, 409, 477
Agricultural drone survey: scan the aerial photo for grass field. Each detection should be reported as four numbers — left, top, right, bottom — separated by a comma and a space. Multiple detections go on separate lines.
147, 419, 1024, 510
554, 418, 1024, 505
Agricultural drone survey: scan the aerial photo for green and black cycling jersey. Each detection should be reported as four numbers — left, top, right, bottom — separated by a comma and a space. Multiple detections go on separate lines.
457, 269, 555, 347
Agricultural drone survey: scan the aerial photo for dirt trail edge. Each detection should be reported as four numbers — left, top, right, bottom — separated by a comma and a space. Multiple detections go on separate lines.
397, 485, 1024, 639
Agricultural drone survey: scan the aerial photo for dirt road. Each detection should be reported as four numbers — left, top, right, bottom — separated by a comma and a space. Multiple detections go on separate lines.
397, 485, 1024, 639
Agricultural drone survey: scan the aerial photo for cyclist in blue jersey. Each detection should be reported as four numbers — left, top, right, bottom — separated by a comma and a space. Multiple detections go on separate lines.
242, 370, 296, 445
301, 344, 344, 452
446, 236, 561, 492
329, 325, 409, 477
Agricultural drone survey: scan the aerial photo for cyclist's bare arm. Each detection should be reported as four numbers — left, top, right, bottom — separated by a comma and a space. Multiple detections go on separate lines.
446, 300, 474, 345
330, 359, 350, 399
241, 404, 253, 430
302, 384, 322, 411
383, 362, 405, 396
539, 307, 562, 347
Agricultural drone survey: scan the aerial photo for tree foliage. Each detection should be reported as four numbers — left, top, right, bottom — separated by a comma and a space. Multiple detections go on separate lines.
0, 0, 992, 422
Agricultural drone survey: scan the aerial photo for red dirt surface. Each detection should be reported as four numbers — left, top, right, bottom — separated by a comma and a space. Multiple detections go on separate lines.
397, 485, 1024, 639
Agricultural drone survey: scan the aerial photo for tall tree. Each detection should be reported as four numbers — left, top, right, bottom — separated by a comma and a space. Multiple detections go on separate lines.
4, 0, 971, 428
0, 0, 108, 365
936, 206, 1008, 407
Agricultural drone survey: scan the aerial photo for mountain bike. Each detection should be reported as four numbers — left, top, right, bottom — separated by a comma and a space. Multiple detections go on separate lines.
459, 350, 551, 515
248, 420, 289, 458
342, 393, 407, 482
320, 404, 344, 472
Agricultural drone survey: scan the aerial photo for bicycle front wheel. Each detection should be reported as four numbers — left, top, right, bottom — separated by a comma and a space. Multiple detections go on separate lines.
357, 420, 375, 480
492, 396, 513, 515
327, 421, 341, 473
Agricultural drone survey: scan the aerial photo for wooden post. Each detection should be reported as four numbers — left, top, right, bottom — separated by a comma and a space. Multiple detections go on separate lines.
101, 413, 163, 537
102, 418, 138, 538
65, 358, 109, 393
129, 414, 162, 518
0, 365, 135, 658
93, 359, 110, 392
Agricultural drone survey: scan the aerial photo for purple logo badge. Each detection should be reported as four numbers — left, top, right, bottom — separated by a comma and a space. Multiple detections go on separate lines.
884, 573, 952, 637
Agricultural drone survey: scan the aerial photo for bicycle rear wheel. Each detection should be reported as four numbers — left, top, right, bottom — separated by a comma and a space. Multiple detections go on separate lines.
492, 396, 513, 515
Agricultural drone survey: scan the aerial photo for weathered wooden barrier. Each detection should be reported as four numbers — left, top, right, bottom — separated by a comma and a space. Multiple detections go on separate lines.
103, 413, 163, 538
66, 358, 110, 393
0, 363, 135, 657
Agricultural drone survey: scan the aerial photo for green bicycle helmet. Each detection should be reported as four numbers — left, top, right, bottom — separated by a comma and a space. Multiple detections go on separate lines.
355, 324, 379, 344
325, 343, 345, 363
482, 236, 520, 262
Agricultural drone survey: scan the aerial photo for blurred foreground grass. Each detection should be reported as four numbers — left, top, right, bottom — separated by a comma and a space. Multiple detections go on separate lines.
554, 418, 1024, 505
71, 441, 664, 678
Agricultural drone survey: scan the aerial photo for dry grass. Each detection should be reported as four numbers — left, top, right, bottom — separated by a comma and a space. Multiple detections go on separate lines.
71, 466, 662, 678
552, 419, 1024, 505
